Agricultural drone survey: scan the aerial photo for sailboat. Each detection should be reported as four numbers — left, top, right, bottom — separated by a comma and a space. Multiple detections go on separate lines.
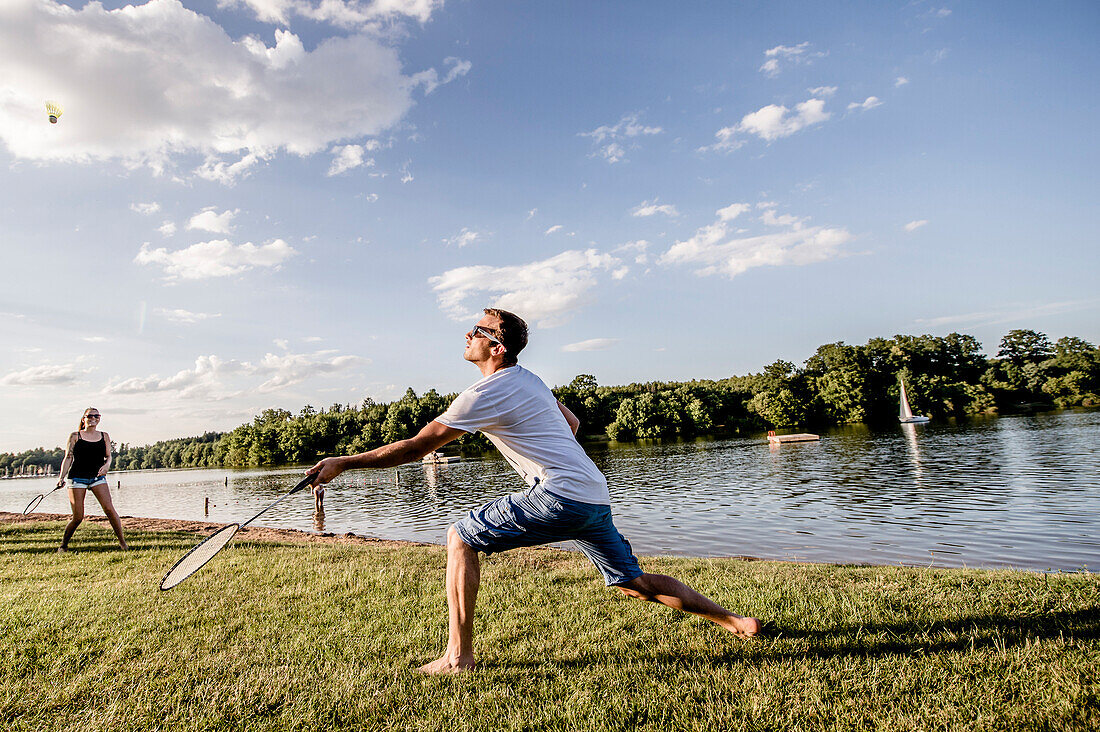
898, 376, 930, 424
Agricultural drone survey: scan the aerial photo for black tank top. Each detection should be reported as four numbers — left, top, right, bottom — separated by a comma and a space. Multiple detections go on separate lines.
69, 434, 107, 480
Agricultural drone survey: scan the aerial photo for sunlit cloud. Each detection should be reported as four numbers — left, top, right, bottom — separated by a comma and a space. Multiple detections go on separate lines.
0, 362, 90, 387
847, 96, 882, 112
579, 113, 662, 164
187, 208, 239, 234
915, 300, 1099, 329
703, 98, 830, 152
659, 203, 852, 278
101, 350, 365, 399
631, 199, 679, 218
444, 227, 486, 248
135, 239, 296, 280
220, 0, 444, 28
130, 202, 161, 215
429, 249, 623, 327
0, 1, 463, 183
562, 338, 620, 352
758, 42, 825, 77
328, 144, 375, 176
905, 220, 928, 232
155, 308, 223, 324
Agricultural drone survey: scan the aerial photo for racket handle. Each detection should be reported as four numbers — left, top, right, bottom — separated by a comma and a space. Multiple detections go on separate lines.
291, 474, 316, 494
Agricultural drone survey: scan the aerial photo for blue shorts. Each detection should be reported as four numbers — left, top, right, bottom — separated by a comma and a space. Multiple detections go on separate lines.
453, 484, 643, 586
71, 477, 107, 488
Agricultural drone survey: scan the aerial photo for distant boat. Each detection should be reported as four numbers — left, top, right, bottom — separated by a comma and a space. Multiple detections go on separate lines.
898, 377, 930, 424
422, 451, 461, 464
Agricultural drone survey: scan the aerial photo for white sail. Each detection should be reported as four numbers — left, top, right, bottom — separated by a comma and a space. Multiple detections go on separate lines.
898, 376, 930, 423
899, 377, 913, 420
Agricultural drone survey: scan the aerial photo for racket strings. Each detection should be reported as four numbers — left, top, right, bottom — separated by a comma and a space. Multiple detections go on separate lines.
23, 495, 45, 515
159, 524, 239, 590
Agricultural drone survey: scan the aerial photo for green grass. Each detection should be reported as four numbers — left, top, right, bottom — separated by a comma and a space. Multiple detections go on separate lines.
2, 521, 1098, 731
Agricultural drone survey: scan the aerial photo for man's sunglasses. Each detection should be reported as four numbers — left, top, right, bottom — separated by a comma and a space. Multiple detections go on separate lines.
470, 325, 504, 347
86, 414, 101, 419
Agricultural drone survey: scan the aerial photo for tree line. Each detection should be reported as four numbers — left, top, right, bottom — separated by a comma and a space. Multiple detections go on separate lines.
3, 328, 1096, 475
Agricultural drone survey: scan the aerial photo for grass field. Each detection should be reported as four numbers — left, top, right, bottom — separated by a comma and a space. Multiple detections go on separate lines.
2, 520, 1098, 731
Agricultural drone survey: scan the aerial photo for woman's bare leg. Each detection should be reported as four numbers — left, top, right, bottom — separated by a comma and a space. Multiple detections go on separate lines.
60, 487, 86, 550
89, 483, 128, 549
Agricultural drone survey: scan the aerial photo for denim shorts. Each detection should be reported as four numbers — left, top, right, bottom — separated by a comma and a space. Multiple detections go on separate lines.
71, 476, 107, 488
453, 483, 643, 586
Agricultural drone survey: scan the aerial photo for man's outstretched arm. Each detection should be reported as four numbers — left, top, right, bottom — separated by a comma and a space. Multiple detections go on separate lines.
307, 420, 466, 485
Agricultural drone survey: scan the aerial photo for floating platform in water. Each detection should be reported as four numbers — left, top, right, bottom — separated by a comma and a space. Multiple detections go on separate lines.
767, 431, 820, 444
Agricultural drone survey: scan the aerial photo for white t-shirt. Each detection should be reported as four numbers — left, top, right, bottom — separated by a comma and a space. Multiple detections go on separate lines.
435, 365, 611, 505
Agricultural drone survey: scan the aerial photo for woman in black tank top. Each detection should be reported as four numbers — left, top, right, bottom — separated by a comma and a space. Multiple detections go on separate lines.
55, 407, 128, 551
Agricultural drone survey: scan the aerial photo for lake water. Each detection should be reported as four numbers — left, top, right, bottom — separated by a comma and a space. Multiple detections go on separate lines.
4, 410, 1098, 571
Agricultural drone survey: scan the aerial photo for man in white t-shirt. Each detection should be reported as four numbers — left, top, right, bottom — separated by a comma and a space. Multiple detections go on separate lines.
307, 308, 761, 674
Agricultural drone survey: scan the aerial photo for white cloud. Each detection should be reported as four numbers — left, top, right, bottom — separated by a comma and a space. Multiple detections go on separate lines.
759, 42, 823, 77
158, 221, 177, 236
847, 96, 882, 112
130, 202, 161, 215
717, 203, 751, 221
739, 99, 830, 141
562, 338, 619, 352
526, 208, 538, 221
915, 300, 1098, 329
155, 308, 222, 323
895, 76, 910, 87
102, 349, 364, 399
429, 249, 622, 327
187, 208, 239, 234
255, 350, 363, 392
631, 199, 679, 218
400, 161, 414, 183
1, 362, 90, 387
905, 220, 929, 232
614, 240, 650, 264
410, 57, 472, 95
545, 225, 564, 235
135, 239, 296, 280
659, 204, 852, 279
704, 98, 830, 151
580, 113, 662, 164
807, 86, 837, 97
328, 144, 374, 176
0, 1, 457, 183
760, 208, 805, 228
444, 227, 485, 248
594, 142, 626, 164
222, 0, 444, 29
103, 355, 248, 398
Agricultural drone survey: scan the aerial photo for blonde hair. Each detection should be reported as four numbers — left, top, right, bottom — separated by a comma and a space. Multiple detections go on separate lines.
79, 407, 100, 432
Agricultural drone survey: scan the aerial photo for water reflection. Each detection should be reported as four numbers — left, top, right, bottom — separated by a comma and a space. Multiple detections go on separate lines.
3, 411, 1098, 571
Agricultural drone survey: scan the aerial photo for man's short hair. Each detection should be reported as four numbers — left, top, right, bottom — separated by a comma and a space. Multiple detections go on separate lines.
484, 308, 528, 365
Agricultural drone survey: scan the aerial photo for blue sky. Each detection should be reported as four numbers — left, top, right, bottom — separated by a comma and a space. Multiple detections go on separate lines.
1, 0, 1097, 451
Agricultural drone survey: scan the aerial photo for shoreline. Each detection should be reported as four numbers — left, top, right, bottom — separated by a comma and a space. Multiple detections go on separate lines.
0, 511, 431, 550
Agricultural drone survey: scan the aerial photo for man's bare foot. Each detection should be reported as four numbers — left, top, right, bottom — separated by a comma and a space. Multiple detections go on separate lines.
721, 614, 762, 638
57, 546, 68, 553
417, 654, 476, 675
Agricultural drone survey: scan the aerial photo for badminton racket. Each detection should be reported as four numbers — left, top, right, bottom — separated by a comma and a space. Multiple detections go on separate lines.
23, 485, 63, 515
159, 474, 315, 591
